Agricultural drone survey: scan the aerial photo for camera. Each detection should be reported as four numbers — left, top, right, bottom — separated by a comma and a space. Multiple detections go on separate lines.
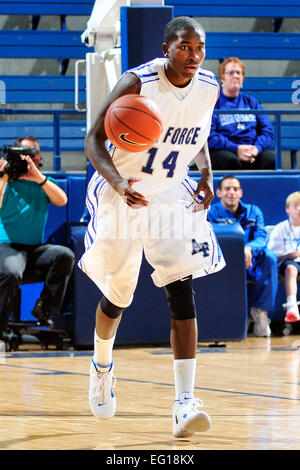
0, 145, 36, 181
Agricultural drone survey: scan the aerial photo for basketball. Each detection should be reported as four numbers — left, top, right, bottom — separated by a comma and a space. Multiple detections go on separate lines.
104, 94, 163, 153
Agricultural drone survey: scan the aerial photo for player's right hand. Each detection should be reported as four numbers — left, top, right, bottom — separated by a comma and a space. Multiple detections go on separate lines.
114, 177, 149, 209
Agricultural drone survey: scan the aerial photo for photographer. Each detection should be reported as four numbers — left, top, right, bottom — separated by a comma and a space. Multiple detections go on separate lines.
0, 136, 75, 344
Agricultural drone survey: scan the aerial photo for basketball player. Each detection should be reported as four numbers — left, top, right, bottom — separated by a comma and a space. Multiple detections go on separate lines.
79, 16, 225, 438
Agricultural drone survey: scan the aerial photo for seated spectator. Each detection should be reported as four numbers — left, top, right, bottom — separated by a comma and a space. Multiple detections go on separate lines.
268, 192, 300, 323
208, 175, 278, 337
208, 57, 275, 170
0, 136, 75, 344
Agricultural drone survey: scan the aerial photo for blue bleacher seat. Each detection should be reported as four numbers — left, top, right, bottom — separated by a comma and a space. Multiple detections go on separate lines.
0, 0, 94, 16
0, 0, 94, 31
0, 120, 86, 153
164, 0, 300, 19
242, 77, 300, 104
0, 75, 86, 105
0, 30, 93, 59
205, 32, 300, 61
0, 119, 87, 171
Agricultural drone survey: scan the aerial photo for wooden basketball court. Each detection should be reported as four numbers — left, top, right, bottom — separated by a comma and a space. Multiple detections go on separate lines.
0, 335, 299, 451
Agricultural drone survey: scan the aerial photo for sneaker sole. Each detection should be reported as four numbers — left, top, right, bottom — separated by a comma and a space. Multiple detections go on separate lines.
89, 397, 116, 419
173, 411, 211, 438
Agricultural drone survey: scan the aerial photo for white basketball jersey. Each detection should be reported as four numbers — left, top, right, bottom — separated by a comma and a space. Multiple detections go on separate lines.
108, 58, 219, 196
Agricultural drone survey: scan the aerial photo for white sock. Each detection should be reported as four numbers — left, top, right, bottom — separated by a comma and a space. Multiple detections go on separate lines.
174, 358, 197, 400
287, 295, 297, 306
93, 329, 115, 367
286, 295, 299, 315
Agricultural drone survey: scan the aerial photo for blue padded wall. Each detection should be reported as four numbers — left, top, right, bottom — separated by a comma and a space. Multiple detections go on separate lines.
120, 5, 173, 73
18, 173, 300, 338
20, 282, 44, 322
67, 176, 87, 222
196, 223, 247, 342
69, 223, 247, 348
188, 172, 300, 226
44, 178, 68, 243
212, 174, 300, 226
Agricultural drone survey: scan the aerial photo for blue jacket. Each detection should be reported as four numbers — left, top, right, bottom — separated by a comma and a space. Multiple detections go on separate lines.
208, 90, 274, 153
208, 200, 268, 257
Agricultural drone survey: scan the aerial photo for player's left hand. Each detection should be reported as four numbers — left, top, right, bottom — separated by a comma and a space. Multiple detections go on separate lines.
192, 177, 214, 212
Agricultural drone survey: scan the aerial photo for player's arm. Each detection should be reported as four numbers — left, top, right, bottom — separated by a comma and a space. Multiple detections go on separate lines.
191, 142, 214, 210
85, 72, 149, 208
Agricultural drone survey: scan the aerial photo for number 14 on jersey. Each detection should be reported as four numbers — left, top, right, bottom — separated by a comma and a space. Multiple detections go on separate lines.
142, 147, 179, 178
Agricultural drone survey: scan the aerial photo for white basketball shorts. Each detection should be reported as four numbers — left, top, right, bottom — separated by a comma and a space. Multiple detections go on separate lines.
79, 172, 225, 307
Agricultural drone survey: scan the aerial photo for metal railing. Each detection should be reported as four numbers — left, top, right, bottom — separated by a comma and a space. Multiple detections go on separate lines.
0, 107, 299, 170
0, 108, 85, 171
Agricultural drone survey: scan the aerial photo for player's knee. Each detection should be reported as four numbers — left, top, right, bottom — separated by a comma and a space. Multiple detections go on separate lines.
164, 277, 196, 320
100, 296, 124, 319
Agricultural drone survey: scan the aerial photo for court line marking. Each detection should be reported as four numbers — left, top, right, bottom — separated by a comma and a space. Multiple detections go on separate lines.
0, 362, 299, 402
0, 415, 300, 422
1, 344, 299, 360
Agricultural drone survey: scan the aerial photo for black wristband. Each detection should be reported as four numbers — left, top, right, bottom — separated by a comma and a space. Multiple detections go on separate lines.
39, 176, 48, 186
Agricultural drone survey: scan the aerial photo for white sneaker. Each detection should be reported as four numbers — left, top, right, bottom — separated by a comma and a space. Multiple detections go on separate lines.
89, 359, 116, 418
251, 307, 271, 337
282, 301, 300, 323
172, 392, 211, 438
